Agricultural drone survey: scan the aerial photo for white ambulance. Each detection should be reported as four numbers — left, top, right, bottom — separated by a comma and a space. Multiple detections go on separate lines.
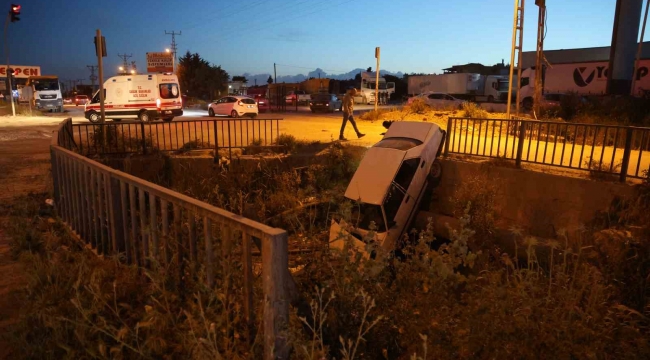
84, 73, 183, 123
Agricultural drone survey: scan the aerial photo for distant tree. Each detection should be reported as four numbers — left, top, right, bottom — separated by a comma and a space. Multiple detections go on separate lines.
232, 75, 248, 83
308, 77, 315, 80
354, 73, 361, 82
366, 67, 372, 72
177, 51, 229, 100
267, 75, 273, 84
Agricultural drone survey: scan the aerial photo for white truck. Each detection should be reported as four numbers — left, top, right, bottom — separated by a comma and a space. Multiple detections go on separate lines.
407, 73, 509, 103
357, 71, 395, 104
22, 75, 64, 112
518, 60, 650, 109
285, 90, 311, 104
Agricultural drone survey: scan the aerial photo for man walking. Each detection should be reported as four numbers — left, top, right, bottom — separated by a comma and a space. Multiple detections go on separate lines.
340, 87, 365, 141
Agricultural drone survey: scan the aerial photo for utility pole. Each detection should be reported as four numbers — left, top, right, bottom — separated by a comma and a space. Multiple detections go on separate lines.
117, 53, 132, 75
631, 0, 650, 95
533, 0, 546, 116
164, 30, 181, 72
87, 65, 98, 91
4, 4, 21, 117
130, 60, 137, 74
95, 29, 106, 122
274, 63, 277, 84
506, 0, 525, 119
374, 47, 380, 112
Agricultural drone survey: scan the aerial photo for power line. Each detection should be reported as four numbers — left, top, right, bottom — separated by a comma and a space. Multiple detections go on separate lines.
186, 0, 332, 46
183, 0, 269, 31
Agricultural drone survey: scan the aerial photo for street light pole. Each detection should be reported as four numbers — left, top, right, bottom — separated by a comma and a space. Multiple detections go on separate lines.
4, 13, 15, 117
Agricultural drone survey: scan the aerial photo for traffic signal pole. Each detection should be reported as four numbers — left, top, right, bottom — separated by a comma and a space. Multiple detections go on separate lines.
4, 12, 15, 117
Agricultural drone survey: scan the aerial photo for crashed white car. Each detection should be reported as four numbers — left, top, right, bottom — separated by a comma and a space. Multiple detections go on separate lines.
330, 121, 446, 255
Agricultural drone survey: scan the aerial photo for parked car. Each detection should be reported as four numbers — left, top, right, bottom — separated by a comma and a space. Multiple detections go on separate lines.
329, 121, 446, 256
255, 95, 270, 113
63, 98, 73, 105
208, 95, 258, 118
285, 90, 310, 104
408, 92, 465, 109
309, 93, 342, 113
74, 95, 89, 106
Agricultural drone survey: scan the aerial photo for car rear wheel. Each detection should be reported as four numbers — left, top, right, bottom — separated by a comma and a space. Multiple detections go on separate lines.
163, 117, 173, 122
208, 107, 215, 117
138, 110, 151, 122
88, 111, 101, 123
249, 114, 257, 119
230, 110, 238, 118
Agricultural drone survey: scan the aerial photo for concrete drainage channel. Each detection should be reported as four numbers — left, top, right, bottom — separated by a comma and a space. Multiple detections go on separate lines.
98, 150, 636, 264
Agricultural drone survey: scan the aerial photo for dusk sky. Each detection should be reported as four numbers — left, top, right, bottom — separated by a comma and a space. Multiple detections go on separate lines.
5, 0, 635, 83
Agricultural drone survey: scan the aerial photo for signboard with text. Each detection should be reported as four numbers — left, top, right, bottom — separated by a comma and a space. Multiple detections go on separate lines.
146, 52, 173, 73
0, 65, 41, 79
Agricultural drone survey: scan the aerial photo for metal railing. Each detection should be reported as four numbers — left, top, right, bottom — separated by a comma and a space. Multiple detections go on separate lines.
444, 117, 650, 182
51, 118, 290, 359
66, 118, 284, 160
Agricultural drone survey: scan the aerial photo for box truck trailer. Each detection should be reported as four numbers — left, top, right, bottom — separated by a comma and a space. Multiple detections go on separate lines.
518, 60, 650, 109
407, 73, 509, 102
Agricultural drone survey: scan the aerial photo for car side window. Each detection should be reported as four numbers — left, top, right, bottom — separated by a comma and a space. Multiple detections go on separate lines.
228, 97, 237, 103
383, 184, 405, 228
428, 94, 442, 100
393, 158, 421, 191
445, 95, 454, 100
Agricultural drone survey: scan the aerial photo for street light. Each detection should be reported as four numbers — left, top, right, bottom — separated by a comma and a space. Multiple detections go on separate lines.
130, 69, 135, 75
119, 66, 124, 71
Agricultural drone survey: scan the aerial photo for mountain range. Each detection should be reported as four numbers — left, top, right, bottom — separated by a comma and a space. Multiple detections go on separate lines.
237, 68, 405, 86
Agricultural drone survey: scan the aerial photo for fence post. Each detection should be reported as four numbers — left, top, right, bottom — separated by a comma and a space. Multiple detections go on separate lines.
213, 120, 219, 162
50, 149, 61, 208
263, 230, 289, 360
444, 117, 452, 156
140, 122, 147, 155
516, 120, 526, 168
619, 127, 634, 183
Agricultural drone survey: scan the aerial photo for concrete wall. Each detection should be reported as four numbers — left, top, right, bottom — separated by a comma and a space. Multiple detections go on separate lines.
432, 159, 635, 238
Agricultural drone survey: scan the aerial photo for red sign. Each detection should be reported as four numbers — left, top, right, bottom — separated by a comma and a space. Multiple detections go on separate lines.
146, 52, 173, 73
0, 65, 41, 78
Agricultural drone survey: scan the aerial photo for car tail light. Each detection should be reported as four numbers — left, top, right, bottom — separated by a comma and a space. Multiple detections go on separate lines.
326, 103, 329, 106
156, 98, 161, 110
179, 97, 182, 107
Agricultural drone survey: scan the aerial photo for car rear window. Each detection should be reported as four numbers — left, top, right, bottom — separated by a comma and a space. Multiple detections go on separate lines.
374, 137, 423, 151
159, 83, 179, 99
313, 94, 330, 101
241, 98, 256, 104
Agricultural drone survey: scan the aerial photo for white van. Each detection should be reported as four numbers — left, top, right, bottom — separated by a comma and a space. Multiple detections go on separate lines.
84, 74, 183, 123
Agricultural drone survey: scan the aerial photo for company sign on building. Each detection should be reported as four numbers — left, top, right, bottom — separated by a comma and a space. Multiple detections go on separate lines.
146, 52, 173, 73
0, 65, 41, 79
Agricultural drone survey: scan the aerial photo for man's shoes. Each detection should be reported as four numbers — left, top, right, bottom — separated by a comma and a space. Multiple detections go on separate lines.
357, 133, 366, 139
339, 136, 348, 141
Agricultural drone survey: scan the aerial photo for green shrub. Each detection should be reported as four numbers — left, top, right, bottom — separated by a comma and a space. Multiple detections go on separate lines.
461, 102, 489, 118
359, 109, 388, 121
407, 98, 429, 114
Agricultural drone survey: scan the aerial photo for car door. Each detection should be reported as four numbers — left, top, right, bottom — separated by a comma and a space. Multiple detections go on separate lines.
426, 93, 443, 107
383, 157, 421, 248
213, 98, 224, 115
